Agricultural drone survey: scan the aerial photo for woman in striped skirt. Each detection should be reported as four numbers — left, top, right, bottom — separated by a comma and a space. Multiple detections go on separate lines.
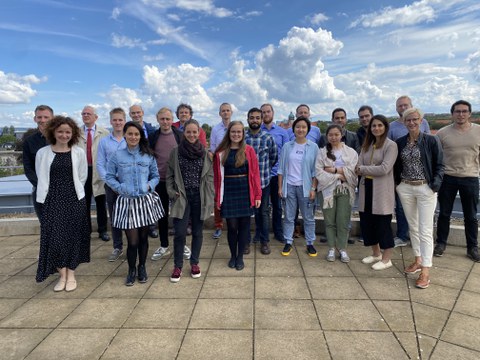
106, 121, 164, 286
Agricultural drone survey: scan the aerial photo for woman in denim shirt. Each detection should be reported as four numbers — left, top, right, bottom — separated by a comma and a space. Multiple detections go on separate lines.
278, 117, 319, 257
106, 121, 164, 286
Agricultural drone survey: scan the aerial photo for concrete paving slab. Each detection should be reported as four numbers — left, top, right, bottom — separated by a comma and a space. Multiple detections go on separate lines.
255, 299, 320, 330
357, 277, 410, 300
101, 329, 185, 360
255, 276, 310, 299
315, 299, 389, 331
307, 277, 368, 299
255, 330, 329, 360
348, 260, 405, 278
325, 331, 409, 359
213, 243, 255, 259
89, 276, 151, 298
373, 300, 415, 332
412, 302, 450, 338
0, 245, 23, 259
464, 272, 480, 293
199, 276, 254, 299
6, 245, 40, 259
302, 258, 354, 277
0, 298, 82, 328
34, 275, 107, 299
255, 258, 304, 277
0, 298, 27, 320
207, 258, 255, 277
189, 298, 253, 329
25, 328, 117, 360
125, 298, 195, 329
410, 283, 461, 310
441, 312, 480, 351
429, 266, 470, 289
0, 328, 51, 360
144, 274, 205, 299
0, 275, 52, 298
0, 258, 37, 276
74, 258, 122, 276
395, 332, 421, 359
431, 340, 480, 359
1, 235, 38, 246
177, 329, 252, 360
60, 298, 138, 328
453, 289, 480, 318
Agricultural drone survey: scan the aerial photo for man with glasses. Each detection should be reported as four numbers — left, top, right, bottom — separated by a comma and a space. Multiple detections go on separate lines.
434, 100, 480, 261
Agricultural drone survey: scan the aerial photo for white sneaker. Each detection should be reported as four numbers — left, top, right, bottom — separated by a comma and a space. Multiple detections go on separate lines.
362, 255, 382, 264
394, 237, 408, 247
183, 245, 191, 260
372, 260, 393, 271
326, 249, 336, 262
339, 250, 350, 263
151, 246, 170, 261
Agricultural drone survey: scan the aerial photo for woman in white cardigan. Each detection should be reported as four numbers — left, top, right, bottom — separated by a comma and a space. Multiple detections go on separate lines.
35, 116, 90, 292
316, 124, 358, 263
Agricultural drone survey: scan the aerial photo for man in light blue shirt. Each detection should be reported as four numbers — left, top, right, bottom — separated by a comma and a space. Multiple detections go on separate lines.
209, 103, 233, 239
287, 104, 321, 143
97, 108, 127, 261
261, 103, 289, 243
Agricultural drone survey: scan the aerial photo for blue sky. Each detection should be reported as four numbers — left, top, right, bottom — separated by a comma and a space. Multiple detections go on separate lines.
1, 0, 479, 129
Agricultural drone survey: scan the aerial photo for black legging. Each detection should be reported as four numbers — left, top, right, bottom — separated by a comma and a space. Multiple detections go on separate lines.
125, 226, 149, 269
226, 217, 250, 262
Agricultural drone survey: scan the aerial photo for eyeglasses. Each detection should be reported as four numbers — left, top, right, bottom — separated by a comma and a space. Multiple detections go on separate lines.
453, 110, 470, 115
404, 118, 420, 123
81, 112, 93, 116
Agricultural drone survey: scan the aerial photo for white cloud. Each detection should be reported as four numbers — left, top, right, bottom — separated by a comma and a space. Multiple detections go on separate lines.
102, 85, 142, 111
255, 27, 345, 103
350, 0, 437, 28
467, 51, 480, 81
111, 33, 147, 50
140, 0, 233, 17
111, 7, 121, 20
310, 13, 329, 25
245, 11, 262, 17
0, 71, 45, 104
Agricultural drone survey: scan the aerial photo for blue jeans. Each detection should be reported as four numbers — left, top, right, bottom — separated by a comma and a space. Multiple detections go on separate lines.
254, 184, 271, 244
395, 191, 409, 240
269, 176, 283, 240
105, 185, 123, 250
436, 175, 479, 249
173, 191, 203, 268
283, 183, 315, 245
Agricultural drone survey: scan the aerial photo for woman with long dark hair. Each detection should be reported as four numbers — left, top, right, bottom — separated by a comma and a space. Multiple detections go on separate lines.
106, 121, 164, 286
356, 115, 398, 270
214, 120, 261, 270
316, 124, 358, 263
35, 115, 90, 292
167, 119, 214, 282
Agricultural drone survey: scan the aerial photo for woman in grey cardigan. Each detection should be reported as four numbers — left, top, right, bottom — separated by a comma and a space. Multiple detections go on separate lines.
356, 115, 398, 270
166, 119, 214, 283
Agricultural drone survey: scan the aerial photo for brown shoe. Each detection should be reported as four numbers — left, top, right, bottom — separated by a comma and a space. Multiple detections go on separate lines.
404, 262, 422, 274
415, 272, 430, 289
243, 244, 251, 255
260, 243, 271, 255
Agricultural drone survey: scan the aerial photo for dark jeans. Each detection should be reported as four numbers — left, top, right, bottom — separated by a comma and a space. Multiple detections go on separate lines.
155, 181, 170, 248
254, 184, 271, 244
269, 176, 283, 240
85, 166, 108, 234
394, 191, 409, 240
32, 188, 43, 221
104, 185, 123, 250
436, 175, 479, 249
173, 191, 203, 268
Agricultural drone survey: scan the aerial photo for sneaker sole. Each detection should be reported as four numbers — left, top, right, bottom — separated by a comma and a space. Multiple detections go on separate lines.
191, 273, 201, 279
434, 253, 444, 257
308, 253, 318, 257
415, 281, 430, 289
394, 243, 408, 248
404, 269, 421, 274
326, 257, 335, 262
170, 277, 181, 283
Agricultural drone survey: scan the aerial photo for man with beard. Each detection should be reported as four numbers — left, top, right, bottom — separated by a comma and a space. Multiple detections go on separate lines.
356, 105, 373, 147
260, 103, 289, 242
245, 107, 278, 255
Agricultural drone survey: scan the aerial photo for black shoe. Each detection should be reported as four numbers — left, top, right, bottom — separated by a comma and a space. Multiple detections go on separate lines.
434, 243, 446, 257
347, 239, 355, 245
149, 229, 158, 238
243, 244, 251, 255
319, 237, 327, 243
99, 232, 110, 241
126, 268, 136, 286
137, 265, 148, 283
228, 258, 236, 268
467, 247, 480, 262
235, 258, 244, 271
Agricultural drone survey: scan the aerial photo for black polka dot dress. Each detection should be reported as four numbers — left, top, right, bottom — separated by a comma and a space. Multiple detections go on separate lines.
36, 151, 90, 283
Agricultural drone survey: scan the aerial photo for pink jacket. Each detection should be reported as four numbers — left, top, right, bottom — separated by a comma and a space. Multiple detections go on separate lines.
214, 145, 262, 210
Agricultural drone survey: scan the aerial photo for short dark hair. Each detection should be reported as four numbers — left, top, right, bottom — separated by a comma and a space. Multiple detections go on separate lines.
292, 116, 311, 134
296, 104, 310, 113
35, 105, 54, 116
450, 100, 472, 114
176, 103, 193, 118
357, 105, 373, 116
45, 115, 81, 147
332, 107, 347, 120
247, 107, 263, 119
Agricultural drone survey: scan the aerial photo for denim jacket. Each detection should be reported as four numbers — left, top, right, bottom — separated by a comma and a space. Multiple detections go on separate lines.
106, 145, 159, 198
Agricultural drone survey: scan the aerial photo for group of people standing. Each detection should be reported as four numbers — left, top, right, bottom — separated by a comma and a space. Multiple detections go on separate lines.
23, 96, 479, 291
